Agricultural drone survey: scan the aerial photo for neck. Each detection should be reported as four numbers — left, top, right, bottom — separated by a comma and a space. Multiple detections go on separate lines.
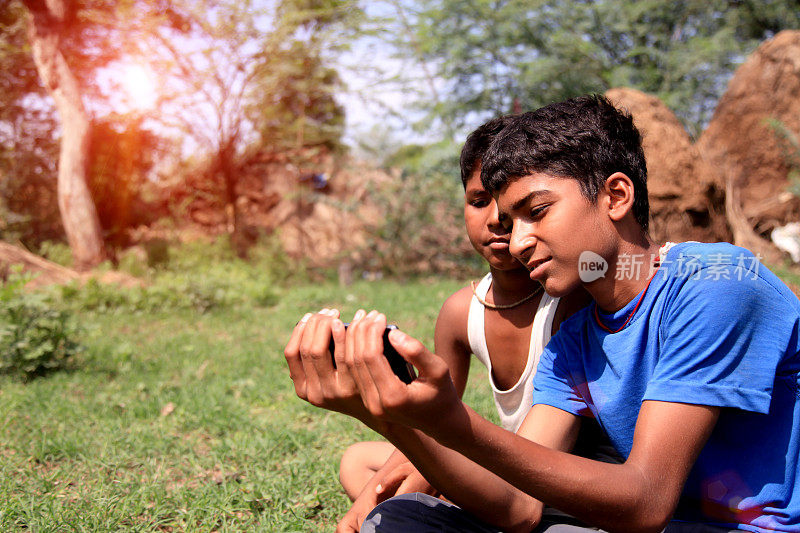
489, 266, 540, 298
588, 236, 660, 313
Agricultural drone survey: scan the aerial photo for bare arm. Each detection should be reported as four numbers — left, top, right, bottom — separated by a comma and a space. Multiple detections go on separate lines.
433, 286, 473, 397
349, 313, 720, 533
379, 404, 581, 532
287, 310, 569, 531
338, 289, 474, 530
434, 399, 718, 532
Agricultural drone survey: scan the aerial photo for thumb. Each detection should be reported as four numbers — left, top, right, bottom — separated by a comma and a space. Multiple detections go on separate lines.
387, 329, 448, 380
375, 464, 410, 500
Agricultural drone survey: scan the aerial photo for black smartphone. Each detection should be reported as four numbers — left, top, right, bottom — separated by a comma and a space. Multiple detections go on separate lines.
328, 324, 416, 384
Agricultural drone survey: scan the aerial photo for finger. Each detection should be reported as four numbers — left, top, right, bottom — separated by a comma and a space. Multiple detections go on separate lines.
307, 314, 337, 384
362, 313, 407, 395
345, 309, 371, 404
284, 313, 312, 399
375, 464, 409, 499
331, 318, 356, 391
388, 328, 449, 383
298, 313, 328, 405
350, 311, 385, 415
396, 472, 427, 497
318, 308, 340, 319
344, 309, 366, 369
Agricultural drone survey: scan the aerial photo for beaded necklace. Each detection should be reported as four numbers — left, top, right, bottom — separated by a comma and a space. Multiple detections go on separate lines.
470, 280, 542, 310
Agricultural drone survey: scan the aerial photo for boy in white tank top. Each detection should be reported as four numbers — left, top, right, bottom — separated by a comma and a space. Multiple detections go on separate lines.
336, 117, 594, 531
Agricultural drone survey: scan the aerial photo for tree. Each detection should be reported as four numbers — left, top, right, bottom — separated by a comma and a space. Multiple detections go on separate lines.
139, 0, 355, 256
8, 0, 186, 266
0, 1, 62, 245
5, 0, 356, 260
18, 0, 106, 270
86, 116, 165, 252
378, 0, 800, 137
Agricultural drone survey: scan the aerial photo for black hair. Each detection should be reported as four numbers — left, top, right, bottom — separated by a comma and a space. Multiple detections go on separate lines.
459, 115, 516, 189
481, 94, 649, 231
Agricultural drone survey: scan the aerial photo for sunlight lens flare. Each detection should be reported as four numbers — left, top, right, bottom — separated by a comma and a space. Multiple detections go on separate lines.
118, 63, 159, 111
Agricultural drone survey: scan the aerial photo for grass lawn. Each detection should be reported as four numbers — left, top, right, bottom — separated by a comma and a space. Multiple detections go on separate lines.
0, 275, 496, 532
5, 245, 798, 533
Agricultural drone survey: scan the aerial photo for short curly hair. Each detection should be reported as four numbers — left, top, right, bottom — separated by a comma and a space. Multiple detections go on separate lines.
481, 94, 649, 231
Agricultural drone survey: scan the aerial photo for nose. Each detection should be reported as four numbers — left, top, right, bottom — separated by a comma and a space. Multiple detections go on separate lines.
487, 200, 503, 229
509, 222, 536, 262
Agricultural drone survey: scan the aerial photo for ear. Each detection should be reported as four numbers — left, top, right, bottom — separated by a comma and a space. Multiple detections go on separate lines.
602, 172, 635, 223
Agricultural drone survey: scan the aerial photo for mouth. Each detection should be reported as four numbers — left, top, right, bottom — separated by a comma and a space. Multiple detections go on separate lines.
526, 257, 551, 279
486, 238, 510, 251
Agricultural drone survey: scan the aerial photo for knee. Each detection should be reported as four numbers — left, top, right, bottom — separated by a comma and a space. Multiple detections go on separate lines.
338, 441, 376, 499
338, 442, 365, 485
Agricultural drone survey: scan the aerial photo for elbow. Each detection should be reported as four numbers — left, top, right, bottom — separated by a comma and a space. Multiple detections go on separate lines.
615, 502, 673, 533
640, 510, 673, 533
623, 520, 671, 533
505, 516, 541, 533
503, 499, 543, 533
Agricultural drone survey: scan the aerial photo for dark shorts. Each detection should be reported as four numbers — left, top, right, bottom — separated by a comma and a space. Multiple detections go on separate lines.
361, 493, 741, 532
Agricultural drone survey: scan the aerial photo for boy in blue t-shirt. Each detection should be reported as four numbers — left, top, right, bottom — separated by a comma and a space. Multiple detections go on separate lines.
284, 95, 800, 532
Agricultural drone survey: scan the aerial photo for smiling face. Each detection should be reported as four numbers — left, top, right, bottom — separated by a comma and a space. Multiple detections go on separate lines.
464, 165, 524, 271
495, 172, 615, 296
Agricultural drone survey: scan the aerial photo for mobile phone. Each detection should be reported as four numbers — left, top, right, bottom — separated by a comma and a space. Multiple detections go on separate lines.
329, 324, 417, 384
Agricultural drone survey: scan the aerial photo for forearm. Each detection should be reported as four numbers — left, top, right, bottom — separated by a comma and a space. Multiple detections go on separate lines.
383, 422, 542, 533
430, 403, 665, 533
361, 448, 420, 495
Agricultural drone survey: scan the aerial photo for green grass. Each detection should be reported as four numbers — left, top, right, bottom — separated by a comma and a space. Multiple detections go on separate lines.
0, 274, 495, 532
13, 240, 791, 531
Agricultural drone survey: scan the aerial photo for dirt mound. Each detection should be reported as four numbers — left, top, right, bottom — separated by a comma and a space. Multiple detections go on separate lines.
256, 155, 386, 263
697, 30, 800, 238
0, 241, 142, 289
605, 88, 731, 244
170, 148, 389, 268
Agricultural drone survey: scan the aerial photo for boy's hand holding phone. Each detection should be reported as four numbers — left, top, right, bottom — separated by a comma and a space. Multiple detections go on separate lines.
330, 323, 416, 384
344, 311, 467, 439
285, 308, 466, 439
285, 309, 367, 420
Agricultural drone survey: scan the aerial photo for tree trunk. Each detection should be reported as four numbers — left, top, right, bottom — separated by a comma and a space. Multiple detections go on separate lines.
23, 0, 106, 271
218, 145, 248, 258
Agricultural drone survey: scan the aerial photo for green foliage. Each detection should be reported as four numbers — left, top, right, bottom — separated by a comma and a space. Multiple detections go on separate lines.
252, 39, 346, 151
50, 236, 292, 316
379, 0, 800, 137
36, 241, 74, 268
365, 138, 483, 276
0, 270, 81, 380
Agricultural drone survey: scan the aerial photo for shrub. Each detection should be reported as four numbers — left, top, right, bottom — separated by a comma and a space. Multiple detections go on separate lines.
0, 270, 81, 380
50, 236, 286, 315
364, 140, 482, 276
37, 240, 74, 268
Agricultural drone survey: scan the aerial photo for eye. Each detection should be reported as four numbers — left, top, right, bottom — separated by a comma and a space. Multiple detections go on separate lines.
468, 194, 491, 208
530, 204, 549, 219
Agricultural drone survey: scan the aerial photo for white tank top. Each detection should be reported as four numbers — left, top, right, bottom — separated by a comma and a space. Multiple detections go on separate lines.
467, 273, 560, 433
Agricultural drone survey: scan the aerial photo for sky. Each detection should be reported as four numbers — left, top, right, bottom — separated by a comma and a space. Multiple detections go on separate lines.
89, 0, 446, 164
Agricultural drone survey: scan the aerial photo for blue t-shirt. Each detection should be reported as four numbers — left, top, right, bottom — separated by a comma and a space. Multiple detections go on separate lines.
533, 242, 800, 532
